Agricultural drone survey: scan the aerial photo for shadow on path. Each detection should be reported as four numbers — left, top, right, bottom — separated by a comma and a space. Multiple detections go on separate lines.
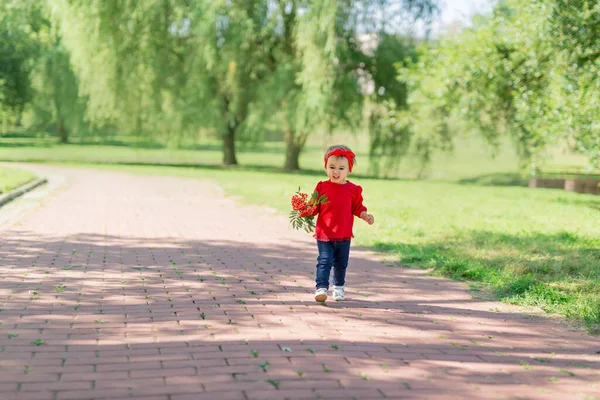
1, 233, 599, 399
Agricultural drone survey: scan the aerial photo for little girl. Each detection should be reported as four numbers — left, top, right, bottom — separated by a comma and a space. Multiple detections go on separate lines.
310, 145, 374, 302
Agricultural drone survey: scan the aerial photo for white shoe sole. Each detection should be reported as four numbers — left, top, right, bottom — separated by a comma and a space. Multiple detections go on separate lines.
315, 293, 328, 302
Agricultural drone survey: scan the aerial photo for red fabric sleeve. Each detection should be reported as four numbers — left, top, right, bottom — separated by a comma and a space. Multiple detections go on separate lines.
352, 185, 367, 217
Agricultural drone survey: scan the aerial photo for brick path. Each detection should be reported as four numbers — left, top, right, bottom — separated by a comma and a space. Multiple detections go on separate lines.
0, 164, 598, 400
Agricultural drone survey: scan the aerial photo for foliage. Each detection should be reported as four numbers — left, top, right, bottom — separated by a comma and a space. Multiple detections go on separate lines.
4, 0, 440, 168
214, 0, 440, 171
290, 1, 439, 172
289, 188, 328, 233
28, 18, 87, 141
399, 0, 600, 174
549, 0, 600, 169
0, 0, 40, 118
183, 1, 272, 164
50, 0, 277, 163
365, 34, 419, 176
0, 1, 91, 141
251, 1, 367, 171
49, 0, 186, 134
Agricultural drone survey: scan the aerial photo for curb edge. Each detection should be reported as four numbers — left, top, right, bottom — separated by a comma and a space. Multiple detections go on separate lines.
0, 177, 48, 208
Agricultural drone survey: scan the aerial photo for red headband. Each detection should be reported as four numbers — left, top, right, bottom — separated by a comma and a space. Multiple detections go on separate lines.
324, 149, 356, 172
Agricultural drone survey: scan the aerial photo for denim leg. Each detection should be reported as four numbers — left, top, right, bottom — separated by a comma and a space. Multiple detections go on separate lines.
332, 240, 351, 287
315, 241, 334, 289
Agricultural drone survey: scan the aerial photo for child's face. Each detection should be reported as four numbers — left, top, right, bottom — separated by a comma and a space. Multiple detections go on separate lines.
325, 156, 350, 184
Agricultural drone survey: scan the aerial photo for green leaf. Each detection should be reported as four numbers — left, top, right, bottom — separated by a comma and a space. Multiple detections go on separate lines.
259, 361, 269, 372
266, 380, 279, 389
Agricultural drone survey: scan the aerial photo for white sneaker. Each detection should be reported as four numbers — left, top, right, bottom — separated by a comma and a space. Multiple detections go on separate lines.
315, 288, 328, 302
333, 286, 345, 301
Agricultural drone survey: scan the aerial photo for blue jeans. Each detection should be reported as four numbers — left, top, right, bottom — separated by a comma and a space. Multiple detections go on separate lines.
315, 240, 351, 290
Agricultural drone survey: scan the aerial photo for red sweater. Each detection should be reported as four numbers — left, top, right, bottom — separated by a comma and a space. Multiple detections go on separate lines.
312, 180, 368, 242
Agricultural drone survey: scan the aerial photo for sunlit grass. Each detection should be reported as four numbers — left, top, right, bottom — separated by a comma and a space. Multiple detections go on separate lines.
1, 131, 594, 182
0, 166, 37, 194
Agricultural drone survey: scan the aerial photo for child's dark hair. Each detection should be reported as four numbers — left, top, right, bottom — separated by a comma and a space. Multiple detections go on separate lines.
324, 144, 357, 166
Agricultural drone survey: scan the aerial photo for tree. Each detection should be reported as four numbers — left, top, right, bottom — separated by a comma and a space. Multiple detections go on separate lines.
365, 34, 418, 177
257, 1, 364, 171
253, 0, 440, 171
30, 34, 86, 143
50, 0, 273, 165
182, 1, 272, 165
49, 0, 441, 169
0, 1, 38, 128
399, 0, 600, 173
550, 0, 600, 168
49, 0, 187, 138
0, 1, 88, 142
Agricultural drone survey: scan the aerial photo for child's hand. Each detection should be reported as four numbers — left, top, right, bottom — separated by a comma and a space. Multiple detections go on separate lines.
360, 211, 374, 225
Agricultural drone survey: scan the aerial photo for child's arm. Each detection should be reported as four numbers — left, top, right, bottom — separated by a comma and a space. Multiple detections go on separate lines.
352, 186, 374, 224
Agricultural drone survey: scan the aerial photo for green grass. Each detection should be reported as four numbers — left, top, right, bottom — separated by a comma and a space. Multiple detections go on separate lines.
0, 166, 37, 195
2, 132, 599, 333
1, 131, 595, 182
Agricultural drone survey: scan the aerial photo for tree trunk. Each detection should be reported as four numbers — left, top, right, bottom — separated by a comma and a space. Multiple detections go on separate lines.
223, 122, 238, 166
284, 128, 308, 171
15, 109, 23, 127
57, 117, 68, 143
55, 94, 68, 143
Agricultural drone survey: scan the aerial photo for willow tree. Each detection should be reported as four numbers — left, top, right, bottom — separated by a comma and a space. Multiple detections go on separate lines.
246, 1, 364, 171
181, 1, 273, 165
0, 1, 87, 141
49, 0, 273, 165
22, 4, 87, 143
48, 0, 188, 140
30, 36, 86, 143
0, 0, 38, 128
252, 0, 439, 171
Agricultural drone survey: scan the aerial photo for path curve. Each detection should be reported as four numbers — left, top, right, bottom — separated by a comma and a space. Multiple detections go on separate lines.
0, 164, 598, 400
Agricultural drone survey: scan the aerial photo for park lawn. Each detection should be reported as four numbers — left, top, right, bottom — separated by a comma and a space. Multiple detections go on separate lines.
0, 132, 593, 182
71, 162, 600, 334
0, 166, 37, 195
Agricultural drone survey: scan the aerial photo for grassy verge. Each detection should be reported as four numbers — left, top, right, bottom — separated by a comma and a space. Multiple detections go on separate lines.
72, 162, 600, 334
0, 166, 37, 195
1, 132, 594, 182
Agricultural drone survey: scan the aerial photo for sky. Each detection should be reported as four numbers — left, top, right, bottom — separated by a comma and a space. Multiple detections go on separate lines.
440, 0, 496, 24
424, 0, 497, 37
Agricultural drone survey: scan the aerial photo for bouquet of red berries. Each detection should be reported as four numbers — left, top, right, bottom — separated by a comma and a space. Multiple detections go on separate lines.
289, 187, 328, 232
